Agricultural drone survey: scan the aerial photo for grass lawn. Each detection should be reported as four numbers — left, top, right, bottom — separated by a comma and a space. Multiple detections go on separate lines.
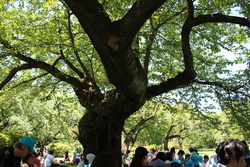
195, 148, 216, 157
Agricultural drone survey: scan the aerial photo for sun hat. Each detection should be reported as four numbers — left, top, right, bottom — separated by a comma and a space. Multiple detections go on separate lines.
171, 159, 181, 164
86, 153, 95, 163
20, 136, 36, 152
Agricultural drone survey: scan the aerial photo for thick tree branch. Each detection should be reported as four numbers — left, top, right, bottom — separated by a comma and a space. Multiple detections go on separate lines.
120, 0, 167, 43
0, 64, 34, 90
14, 52, 87, 88
63, 0, 111, 42
147, 2, 250, 99
0, 38, 86, 90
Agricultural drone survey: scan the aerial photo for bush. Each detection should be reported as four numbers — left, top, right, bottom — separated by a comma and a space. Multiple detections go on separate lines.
0, 132, 23, 148
48, 143, 71, 157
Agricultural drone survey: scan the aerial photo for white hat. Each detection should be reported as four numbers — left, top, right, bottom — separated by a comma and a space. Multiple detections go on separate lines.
86, 153, 95, 163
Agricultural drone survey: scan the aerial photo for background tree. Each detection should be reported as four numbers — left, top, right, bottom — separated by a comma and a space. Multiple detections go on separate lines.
0, 0, 249, 162
122, 98, 163, 154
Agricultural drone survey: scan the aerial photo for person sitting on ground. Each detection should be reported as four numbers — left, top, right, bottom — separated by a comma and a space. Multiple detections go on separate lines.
0, 136, 36, 167
183, 153, 194, 167
177, 150, 185, 163
130, 147, 153, 167
148, 148, 157, 162
217, 139, 249, 167
44, 150, 60, 167
91, 151, 118, 167
149, 152, 170, 167
165, 152, 173, 164
63, 152, 70, 162
77, 153, 85, 167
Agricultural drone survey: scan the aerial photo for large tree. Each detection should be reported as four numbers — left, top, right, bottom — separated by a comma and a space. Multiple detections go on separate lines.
0, 0, 249, 161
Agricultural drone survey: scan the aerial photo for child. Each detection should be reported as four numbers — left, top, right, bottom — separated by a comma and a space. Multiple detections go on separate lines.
203, 155, 209, 166
183, 153, 194, 167
177, 150, 185, 163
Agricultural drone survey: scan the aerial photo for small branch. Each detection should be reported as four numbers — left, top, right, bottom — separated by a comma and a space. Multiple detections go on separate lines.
194, 80, 250, 97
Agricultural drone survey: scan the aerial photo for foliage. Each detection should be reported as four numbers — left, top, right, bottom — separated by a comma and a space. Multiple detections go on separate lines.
0, 0, 249, 159
0, 132, 23, 148
0, 81, 83, 149
48, 142, 71, 157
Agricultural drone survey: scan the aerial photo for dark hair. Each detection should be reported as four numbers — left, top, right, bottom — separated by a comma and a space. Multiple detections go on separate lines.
217, 139, 249, 165
23, 153, 33, 163
170, 147, 175, 154
91, 151, 118, 167
130, 147, 148, 167
155, 152, 166, 161
171, 162, 181, 167
189, 147, 198, 154
246, 157, 250, 167
177, 150, 185, 155
204, 155, 209, 159
14, 142, 28, 150
165, 152, 173, 161
49, 150, 54, 154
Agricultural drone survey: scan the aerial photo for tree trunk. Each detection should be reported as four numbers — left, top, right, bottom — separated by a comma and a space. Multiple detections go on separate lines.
164, 138, 169, 151
178, 139, 183, 150
77, 90, 139, 164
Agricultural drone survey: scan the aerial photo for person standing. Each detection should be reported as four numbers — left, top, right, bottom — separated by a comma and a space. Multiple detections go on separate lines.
0, 136, 36, 167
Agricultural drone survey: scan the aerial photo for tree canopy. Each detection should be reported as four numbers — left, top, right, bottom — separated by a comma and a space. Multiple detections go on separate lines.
0, 0, 249, 161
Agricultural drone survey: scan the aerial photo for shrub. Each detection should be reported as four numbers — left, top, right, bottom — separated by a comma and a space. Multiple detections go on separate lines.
0, 132, 23, 148
48, 143, 71, 157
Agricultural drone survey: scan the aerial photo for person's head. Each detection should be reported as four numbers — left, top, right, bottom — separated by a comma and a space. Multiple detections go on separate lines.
13, 136, 36, 158
170, 147, 175, 154
189, 147, 197, 154
177, 150, 185, 157
166, 152, 173, 161
155, 152, 166, 161
217, 139, 249, 167
91, 151, 118, 167
23, 153, 37, 166
130, 147, 148, 167
49, 150, 54, 155
171, 160, 181, 167
185, 153, 191, 160
150, 148, 156, 153
204, 155, 209, 163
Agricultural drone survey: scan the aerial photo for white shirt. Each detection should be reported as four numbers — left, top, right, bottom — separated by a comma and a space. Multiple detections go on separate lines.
206, 155, 217, 167
44, 154, 54, 167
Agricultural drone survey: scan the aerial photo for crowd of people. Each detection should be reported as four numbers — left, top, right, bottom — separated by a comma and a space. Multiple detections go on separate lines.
124, 139, 250, 167
0, 137, 250, 167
